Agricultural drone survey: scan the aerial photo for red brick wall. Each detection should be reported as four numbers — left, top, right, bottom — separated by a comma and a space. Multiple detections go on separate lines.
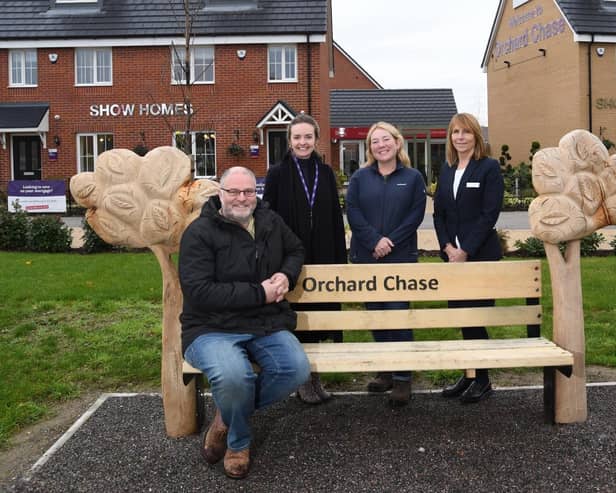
0, 42, 325, 190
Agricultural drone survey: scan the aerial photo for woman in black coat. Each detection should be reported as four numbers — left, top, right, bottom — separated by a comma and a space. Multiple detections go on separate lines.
433, 112, 504, 404
263, 113, 347, 404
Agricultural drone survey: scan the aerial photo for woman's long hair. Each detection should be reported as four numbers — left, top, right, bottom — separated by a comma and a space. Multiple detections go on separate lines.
445, 113, 487, 166
363, 121, 411, 168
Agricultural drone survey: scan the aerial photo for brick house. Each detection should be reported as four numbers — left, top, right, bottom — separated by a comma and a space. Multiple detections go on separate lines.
0, 0, 455, 196
483, 0, 616, 166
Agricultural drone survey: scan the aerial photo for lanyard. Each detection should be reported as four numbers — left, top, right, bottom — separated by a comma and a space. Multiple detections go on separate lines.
292, 155, 319, 211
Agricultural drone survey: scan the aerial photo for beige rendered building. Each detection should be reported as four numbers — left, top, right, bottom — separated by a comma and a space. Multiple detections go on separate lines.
482, 0, 616, 165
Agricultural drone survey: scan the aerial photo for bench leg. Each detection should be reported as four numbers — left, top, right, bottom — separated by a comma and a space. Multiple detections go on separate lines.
543, 367, 556, 424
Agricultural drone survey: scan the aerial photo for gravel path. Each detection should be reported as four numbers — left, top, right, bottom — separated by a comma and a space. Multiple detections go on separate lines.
6, 385, 616, 492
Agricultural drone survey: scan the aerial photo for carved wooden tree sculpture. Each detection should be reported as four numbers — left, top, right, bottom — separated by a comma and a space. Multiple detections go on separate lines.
529, 129, 616, 423
70, 147, 219, 437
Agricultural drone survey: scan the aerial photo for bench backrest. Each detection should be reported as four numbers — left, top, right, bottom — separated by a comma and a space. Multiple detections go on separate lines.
287, 260, 542, 336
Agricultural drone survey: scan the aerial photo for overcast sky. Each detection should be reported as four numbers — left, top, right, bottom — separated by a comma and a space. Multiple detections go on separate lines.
332, 0, 501, 125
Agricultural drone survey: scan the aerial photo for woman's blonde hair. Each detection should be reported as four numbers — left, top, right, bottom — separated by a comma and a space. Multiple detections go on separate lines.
363, 121, 411, 167
445, 113, 487, 166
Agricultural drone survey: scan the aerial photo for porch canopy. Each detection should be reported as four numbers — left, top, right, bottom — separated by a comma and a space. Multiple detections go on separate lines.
0, 102, 50, 149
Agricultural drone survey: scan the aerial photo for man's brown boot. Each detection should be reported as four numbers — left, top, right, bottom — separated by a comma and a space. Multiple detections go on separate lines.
224, 448, 251, 479
201, 408, 227, 465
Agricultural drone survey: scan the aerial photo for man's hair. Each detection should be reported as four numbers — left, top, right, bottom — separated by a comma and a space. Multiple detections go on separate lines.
219, 166, 256, 187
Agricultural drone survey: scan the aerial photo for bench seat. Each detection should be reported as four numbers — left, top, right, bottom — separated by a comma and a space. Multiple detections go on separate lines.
183, 337, 573, 374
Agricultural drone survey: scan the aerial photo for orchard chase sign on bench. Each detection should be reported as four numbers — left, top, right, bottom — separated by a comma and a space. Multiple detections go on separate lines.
288, 262, 539, 303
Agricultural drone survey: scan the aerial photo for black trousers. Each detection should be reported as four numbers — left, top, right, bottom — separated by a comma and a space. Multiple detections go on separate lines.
448, 298, 494, 383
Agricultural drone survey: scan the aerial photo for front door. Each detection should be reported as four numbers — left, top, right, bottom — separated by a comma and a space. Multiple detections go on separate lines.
267, 130, 287, 168
13, 136, 41, 180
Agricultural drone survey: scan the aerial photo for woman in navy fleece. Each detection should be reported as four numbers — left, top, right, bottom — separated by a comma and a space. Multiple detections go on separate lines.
346, 121, 426, 407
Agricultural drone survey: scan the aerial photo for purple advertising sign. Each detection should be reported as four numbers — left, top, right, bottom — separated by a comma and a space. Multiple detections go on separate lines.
7, 180, 67, 213
256, 177, 265, 199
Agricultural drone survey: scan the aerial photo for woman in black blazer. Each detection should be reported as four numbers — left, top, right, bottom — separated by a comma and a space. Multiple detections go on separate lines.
433, 113, 504, 404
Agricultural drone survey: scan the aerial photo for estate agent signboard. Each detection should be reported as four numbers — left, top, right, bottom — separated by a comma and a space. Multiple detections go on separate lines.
8, 180, 67, 213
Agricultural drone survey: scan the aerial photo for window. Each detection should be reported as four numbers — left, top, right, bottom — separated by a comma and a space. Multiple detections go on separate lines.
268, 45, 297, 82
171, 46, 214, 84
75, 48, 112, 85
407, 139, 446, 185
10, 49, 37, 86
174, 131, 216, 178
340, 141, 364, 178
77, 133, 113, 172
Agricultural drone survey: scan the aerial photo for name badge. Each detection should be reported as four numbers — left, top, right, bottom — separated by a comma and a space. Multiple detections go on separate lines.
466, 182, 480, 188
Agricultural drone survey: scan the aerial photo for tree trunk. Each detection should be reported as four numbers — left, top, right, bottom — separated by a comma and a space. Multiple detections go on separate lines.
151, 245, 198, 436
544, 241, 587, 423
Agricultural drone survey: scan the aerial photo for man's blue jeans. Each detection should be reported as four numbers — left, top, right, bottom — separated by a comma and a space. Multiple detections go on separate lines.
184, 330, 310, 451
366, 301, 413, 382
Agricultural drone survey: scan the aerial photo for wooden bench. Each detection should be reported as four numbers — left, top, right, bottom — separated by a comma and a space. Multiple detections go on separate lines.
183, 260, 574, 426
71, 129, 612, 436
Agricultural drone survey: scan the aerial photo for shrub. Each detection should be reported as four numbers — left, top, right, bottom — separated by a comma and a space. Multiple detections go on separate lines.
0, 201, 29, 250
515, 232, 606, 257
82, 219, 114, 253
28, 215, 72, 252
579, 232, 605, 256
502, 193, 534, 211
499, 144, 512, 168
610, 236, 616, 254
529, 141, 541, 163
514, 236, 545, 257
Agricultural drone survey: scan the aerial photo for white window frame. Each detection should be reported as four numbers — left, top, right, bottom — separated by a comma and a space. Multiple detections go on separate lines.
174, 131, 217, 178
338, 140, 365, 179
77, 133, 113, 172
171, 46, 215, 85
75, 48, 112, 86
9, 49, 38, 87
268, 44, 297, 82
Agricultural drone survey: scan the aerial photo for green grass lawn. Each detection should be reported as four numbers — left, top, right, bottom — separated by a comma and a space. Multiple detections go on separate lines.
1, 252, 615, 448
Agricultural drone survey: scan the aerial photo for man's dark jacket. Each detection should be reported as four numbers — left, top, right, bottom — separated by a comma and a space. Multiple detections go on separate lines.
178, 196, 305, 354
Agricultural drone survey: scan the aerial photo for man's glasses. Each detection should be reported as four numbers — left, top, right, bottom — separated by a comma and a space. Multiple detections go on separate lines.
221, 188, 257, 197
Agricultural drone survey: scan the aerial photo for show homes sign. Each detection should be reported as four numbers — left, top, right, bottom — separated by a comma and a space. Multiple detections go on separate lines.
90, 103, 194, 117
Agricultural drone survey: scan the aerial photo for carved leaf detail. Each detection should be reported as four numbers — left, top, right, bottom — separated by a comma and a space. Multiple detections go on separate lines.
77, 183, 96, 199
578, 176, 600, 203
106, 193, 138, 213
540, 214, 569, 226
539, 163, 557, 178
107, 156, 126, 175
152, 205, 170, 231
97, 216, 121, 240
